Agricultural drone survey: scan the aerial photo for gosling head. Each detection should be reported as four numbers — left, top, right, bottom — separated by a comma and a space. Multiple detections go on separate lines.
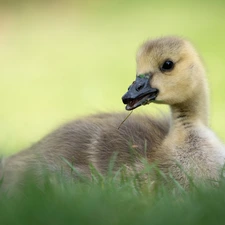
122, 36, 206, 110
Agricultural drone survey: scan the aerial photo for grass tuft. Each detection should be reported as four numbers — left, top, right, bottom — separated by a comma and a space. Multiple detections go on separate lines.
1, 157, 225, 225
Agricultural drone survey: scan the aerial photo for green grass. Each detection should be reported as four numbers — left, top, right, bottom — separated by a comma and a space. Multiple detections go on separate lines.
1, 161, 225, 225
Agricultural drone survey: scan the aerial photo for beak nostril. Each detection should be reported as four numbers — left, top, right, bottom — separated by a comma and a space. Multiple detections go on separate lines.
136, 83, 144, 92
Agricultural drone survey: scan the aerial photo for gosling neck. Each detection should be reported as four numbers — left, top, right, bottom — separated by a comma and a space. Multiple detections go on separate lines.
170, 86, 209, 130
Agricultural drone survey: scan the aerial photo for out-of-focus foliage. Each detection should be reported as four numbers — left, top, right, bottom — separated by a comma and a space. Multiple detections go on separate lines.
1, 162, 225, 225
0, 0, 225, 154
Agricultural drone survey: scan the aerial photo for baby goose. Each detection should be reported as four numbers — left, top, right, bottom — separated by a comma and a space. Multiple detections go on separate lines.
1, 36, 225, 193
122, 36, 225, 188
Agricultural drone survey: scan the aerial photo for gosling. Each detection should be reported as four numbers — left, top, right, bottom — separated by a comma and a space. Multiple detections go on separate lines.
1, 36, 225, 192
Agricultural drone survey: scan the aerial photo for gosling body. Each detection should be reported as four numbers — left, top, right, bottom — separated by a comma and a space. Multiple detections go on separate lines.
1, 113, 169, 191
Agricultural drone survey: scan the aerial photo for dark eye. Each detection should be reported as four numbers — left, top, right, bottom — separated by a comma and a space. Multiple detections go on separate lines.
161, 60, 174, 72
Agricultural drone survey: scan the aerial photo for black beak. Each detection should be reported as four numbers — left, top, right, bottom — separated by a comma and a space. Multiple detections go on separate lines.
122, 75, 158, 111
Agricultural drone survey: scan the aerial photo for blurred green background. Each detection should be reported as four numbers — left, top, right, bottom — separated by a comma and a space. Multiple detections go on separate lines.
1, 0, 225, 155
